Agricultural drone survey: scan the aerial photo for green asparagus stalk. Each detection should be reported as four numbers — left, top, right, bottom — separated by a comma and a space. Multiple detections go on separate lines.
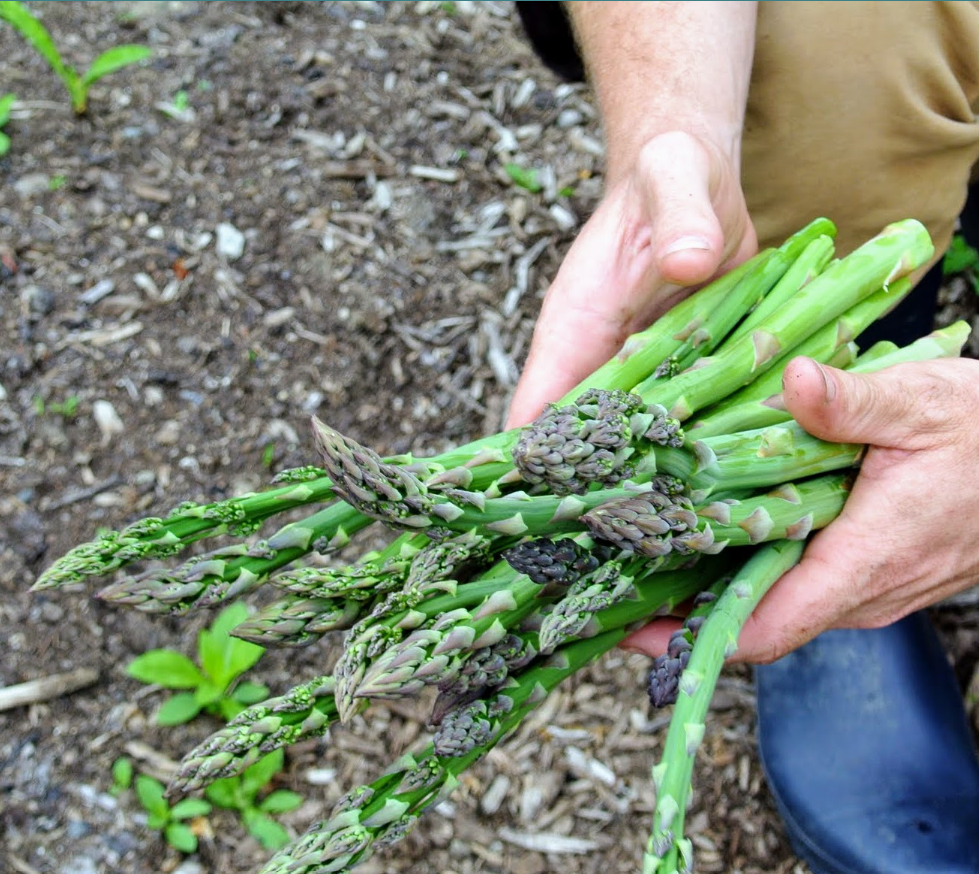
168, 675, 339, 796
720, 235, 834, 347
658, 233, 835, 379
35, 232, 802, 594
689, 320, 969, 440
171, 551, 729, 796
635, 219, 934, 420
258, 626, 636, 874
96, 502, 373, 614
568, 217, 836, 398
645, 578, 730, 708
643, 540, 804, 874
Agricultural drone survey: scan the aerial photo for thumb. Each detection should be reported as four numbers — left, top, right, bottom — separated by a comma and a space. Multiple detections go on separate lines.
781, 356, 931, 448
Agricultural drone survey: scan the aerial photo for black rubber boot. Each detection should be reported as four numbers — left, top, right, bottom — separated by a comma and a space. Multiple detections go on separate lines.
755, 612, 979, 874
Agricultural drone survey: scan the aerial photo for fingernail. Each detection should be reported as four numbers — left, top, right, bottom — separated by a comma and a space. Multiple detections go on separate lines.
662, 235, 712, 256
814, 360, 837, 402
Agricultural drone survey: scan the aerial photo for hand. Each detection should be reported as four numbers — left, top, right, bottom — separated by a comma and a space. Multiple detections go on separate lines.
621, 354, 979, 663
505, 131, 756, 428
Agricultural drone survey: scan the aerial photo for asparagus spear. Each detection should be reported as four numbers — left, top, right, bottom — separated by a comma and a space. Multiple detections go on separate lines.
689, 320, 969, 440
640, 219, 934, 420
34, 242, 792, 593
644, 540, 804, 874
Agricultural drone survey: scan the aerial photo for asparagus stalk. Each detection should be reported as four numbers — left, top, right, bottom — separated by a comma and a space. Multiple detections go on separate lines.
639, 219, 934, 420
568, 217, 836, 398
35, 233, 801, 594
644, 540, 804, 874
646, 579, 729, 708
653, 236, 831, 378
96, 502, 374, 614
720, 235, 834, 347
170, 552, 730, 796
689, 320, 969, 440
257, 627, 635, 874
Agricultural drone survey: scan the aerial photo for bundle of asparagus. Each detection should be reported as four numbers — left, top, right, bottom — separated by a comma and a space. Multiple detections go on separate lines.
36, 217, 970, 874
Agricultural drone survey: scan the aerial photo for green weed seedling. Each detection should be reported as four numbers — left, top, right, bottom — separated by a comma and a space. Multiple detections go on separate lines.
127, 602, 268, 726
0, 93, 15, 156
33, 394, 80, 418
203, 750, 303, 851
504, 162, 543, 194
0, 1, 151, 115
135, 774, 212, 854
944, 233, 979, 294
109, 756, 134, 797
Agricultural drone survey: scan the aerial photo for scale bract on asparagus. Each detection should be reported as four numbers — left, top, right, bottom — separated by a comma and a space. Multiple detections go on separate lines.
37, 217, 970, 874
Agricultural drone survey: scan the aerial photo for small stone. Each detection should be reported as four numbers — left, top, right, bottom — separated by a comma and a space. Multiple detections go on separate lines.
23, 285, 56, 317
548, 203, 577, 231
92, 400, 125, 444
263, 306, 295, 328
59, 857, 98, 874
556, 108, 583, 128
480, 773, 510, 816
155, 420, 181, 445
39, 601, 65, 623
14, 173, 51, 198
79, 279, 116, 305
216, 222, 246, 260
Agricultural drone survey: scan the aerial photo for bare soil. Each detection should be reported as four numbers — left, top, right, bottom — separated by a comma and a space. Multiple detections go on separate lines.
2, 4, 978, 874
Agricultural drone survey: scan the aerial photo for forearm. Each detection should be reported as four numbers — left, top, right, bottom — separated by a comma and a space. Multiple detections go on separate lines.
567, 1, 757, 182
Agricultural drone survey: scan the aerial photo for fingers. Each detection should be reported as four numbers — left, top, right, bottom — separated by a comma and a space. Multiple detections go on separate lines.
619, 616, 685, 658
730, 532, 864, 664
782, 356, 977, 449
504, 204, 661, 428
507, 132, 750, 428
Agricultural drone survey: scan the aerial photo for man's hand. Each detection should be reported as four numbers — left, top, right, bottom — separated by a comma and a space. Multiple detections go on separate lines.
505, 1, 758, 428
505, 131, 756, 427
621, 355, 979, 663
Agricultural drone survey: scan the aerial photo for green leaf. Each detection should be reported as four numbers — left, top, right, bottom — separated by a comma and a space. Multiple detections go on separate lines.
217, 698, 246, 721
127, 649, 204, 689
145, 812, 168, 830
943, 234, 979, 276
259, 789, 304, 814
232, 681, 269, 706
204, 777, 241, 810
80, 44, 152, 88
156, 692, 202, 726
199, 603, 263, 687
134, 775, 168, 817
243, 809, 291, 850
224, 637, 264, 681
193, 679, 224, 707
504, 162, 542, 193
110, 757, 133, 792
0, 93, 15, 126
165, 822, 198, 854
241, 750, 284, 797
210, 601, 250, 640
0, 2, 71, 83
0, 131, 9, 157
170, 797, 212, 820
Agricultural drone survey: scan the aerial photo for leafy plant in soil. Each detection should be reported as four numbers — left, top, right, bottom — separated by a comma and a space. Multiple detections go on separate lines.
0, 0, 151, 114
134, 773, 212, 854
126, 602, 268, 726
203, 750, 305, 851
0, 92, 15, 155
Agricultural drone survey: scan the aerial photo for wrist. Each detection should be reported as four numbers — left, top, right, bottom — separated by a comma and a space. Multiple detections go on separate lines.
605, 122, 743, 188
567, 1, 755, 185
